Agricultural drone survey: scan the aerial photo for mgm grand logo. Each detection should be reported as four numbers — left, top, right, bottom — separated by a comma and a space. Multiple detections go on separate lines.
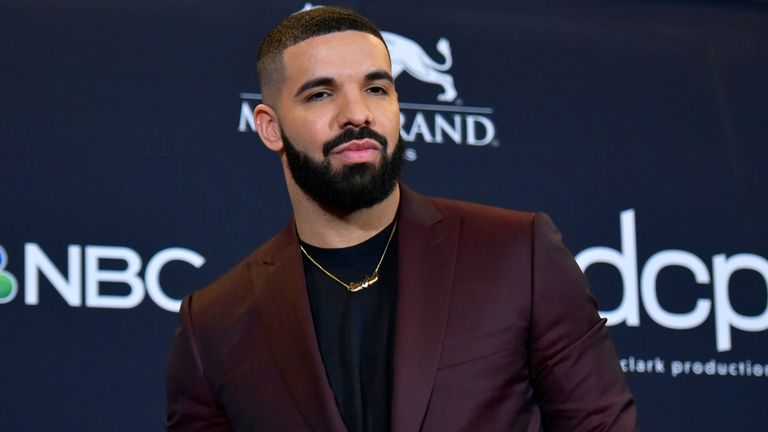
239, 5, 498, 156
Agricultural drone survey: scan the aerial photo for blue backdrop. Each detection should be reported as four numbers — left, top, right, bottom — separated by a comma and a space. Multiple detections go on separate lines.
2, 1, 767, 430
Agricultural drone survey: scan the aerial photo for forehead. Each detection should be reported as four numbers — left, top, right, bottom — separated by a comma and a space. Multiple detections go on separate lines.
281, 31, 391, 85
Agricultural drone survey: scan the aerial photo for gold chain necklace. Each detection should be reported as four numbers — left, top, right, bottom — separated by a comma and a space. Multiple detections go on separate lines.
299, 219, 398, 293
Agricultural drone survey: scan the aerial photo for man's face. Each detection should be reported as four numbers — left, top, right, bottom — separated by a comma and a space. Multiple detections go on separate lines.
273, 31, 403, 212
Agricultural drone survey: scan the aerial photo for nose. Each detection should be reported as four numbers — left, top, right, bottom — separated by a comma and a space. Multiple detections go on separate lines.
336, 89, 373, 129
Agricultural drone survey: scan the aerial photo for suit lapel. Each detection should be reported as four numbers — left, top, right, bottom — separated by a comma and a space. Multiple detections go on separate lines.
249, 222, 348, 432
392, 186, 460, 432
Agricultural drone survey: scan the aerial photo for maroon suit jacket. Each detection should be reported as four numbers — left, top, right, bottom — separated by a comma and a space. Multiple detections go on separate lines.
166, 186, 636, 431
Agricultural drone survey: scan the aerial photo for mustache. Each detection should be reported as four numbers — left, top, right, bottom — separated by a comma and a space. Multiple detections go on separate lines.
322, 127, 388, 157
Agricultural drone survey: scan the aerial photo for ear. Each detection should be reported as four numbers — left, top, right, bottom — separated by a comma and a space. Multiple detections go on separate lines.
254, 103, 284, 152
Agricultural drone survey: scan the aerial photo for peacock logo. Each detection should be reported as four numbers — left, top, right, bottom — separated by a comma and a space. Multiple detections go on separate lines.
0, 245, 18, 304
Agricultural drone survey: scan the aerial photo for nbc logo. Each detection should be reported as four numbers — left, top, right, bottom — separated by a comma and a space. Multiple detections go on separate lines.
0, 245, 19, 304
0, 243, 204, 311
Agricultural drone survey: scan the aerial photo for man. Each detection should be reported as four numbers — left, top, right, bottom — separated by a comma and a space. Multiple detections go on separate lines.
166, 6, 637, 432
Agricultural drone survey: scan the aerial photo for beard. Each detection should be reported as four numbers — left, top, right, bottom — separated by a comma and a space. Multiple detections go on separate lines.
281, 126, 405, 213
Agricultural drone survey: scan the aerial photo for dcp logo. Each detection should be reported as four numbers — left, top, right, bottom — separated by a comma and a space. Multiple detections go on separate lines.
0, 245, 19, 304
576, 209, 768, 352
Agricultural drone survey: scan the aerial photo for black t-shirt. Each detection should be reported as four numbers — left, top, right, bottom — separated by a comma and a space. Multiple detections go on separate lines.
301, 221, 398, 432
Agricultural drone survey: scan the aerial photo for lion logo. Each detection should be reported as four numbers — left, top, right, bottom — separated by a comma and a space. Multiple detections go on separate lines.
382, 32, 457, 102
300, 3, 459, 102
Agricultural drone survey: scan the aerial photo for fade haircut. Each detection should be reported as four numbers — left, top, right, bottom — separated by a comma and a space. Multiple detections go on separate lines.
257, 6, 388, 105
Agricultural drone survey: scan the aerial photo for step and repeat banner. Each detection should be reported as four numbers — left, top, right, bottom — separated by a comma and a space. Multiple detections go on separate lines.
2, 1, 766, 430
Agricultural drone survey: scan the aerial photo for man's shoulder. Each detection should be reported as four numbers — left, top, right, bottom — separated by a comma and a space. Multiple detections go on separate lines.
183, 224, 293, 322
431, 195, 533, 220
427, 195, 567, 250
420, 192, 538, 234
400, 186, 546, 246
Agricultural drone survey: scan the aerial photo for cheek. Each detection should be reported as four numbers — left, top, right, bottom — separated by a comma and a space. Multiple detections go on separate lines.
385, 112, 402, 144
389, 110, 401, 131
282, 117, 327, 150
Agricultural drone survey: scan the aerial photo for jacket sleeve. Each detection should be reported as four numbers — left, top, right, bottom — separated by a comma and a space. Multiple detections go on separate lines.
165, 295, 234, 432
528, 213, 637, 431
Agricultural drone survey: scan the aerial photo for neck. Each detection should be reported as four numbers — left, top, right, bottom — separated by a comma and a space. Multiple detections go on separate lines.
287, 179, 400, 249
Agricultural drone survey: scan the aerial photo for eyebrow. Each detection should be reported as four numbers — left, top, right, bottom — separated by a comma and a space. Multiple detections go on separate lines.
365, 70, 394, 84
293, 70, 395, 98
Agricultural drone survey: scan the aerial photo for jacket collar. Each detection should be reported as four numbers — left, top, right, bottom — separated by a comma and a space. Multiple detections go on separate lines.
391, 185, 459, 431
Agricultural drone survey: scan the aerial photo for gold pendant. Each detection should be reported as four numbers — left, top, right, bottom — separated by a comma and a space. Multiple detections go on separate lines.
347, 272, 379, 292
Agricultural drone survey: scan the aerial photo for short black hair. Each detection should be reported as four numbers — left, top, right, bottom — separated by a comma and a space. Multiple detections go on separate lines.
257, 6, 387, 105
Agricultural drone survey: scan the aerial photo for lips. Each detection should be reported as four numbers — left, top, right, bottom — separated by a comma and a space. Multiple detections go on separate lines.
329, 139, 382, 164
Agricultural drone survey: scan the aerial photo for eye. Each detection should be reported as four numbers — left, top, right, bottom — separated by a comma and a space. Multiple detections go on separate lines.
305, 90, 330, 102
366, 85, 389, 95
